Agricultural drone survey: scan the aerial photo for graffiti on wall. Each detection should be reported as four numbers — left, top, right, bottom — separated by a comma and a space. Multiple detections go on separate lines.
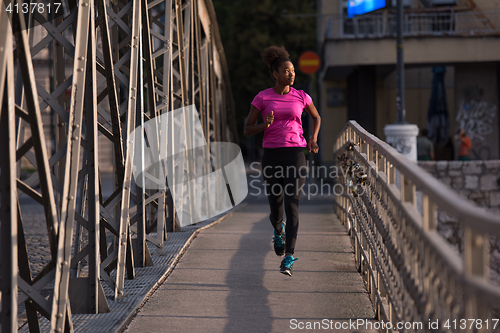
456, 85, 497, 159
388, 137, 413, 155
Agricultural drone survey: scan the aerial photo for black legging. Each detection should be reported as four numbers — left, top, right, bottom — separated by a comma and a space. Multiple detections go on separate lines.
261, 147, 307, 255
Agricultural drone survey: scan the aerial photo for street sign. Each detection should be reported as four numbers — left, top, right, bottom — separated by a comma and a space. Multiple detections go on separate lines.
298, 51, 320, 75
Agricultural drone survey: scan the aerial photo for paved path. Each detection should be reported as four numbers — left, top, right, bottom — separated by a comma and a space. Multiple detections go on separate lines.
125, 198, 377, 333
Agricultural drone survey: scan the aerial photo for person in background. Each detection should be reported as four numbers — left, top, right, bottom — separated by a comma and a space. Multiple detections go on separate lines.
417, 128, 434, 161
457, 128, 472, 161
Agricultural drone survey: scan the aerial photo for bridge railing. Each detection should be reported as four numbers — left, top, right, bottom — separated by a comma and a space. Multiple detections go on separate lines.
333, 121, 500, 332
325, 10, 500, 39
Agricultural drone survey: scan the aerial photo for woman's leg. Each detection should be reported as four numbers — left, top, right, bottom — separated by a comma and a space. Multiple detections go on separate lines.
282, 151, 306, 255
261, 149, 285, 232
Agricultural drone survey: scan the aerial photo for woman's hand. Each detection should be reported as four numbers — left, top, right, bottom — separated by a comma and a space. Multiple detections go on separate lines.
304, 102, 321, 153
265, 111, 274, 127
308, 140, 319, 153
244, 106, 272, 137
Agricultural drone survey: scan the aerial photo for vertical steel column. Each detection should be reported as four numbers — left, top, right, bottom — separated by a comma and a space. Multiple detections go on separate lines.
13, 2, 60, 265
176, 0, 188, 107
193, 0, 210, 220
157, 191, 166, 248
115, 0, 141, 298
9, 0, 72, 328
135, 33, 146, 267
0, 2, 10, 100
51, 0, 92, 328
159, 0, 178, 233
141, 0, 159, 120
0, 14, 17, 332
161, 0, 173, 113
141, 0, 163, 239
96, 0, 125, 184
95, 0, 129, 286
84, 2, 100, 312
54, 0, 68, 213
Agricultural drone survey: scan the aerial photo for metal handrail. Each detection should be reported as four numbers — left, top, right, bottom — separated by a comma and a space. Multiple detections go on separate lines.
326, 10, 500, 39
335, 121, 499, 233
333, 120, 500, 331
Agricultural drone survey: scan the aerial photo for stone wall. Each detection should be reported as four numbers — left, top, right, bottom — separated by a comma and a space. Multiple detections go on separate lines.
418, 160, 500, 215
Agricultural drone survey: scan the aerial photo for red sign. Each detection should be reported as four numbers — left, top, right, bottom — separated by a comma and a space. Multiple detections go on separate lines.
298, 51, 321, 75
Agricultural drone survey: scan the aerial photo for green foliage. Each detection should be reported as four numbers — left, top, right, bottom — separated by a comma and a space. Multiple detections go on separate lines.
213, 0, 317, 145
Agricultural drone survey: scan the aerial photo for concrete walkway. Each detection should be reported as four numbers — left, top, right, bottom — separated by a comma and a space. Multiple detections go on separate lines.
124, 198, 377, 333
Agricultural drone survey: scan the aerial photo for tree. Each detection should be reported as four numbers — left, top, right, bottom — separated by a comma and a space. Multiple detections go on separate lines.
213, 0, 317, 151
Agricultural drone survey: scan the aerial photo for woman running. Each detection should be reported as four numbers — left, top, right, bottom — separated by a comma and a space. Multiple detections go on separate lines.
244, 46, 321, 276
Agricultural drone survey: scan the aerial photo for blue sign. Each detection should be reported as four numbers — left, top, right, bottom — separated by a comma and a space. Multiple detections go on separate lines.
347, 0, 386, 18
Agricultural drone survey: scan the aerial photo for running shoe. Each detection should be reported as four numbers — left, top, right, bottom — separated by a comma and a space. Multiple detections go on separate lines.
280, 255, 298, 276
272, 223, 286, 256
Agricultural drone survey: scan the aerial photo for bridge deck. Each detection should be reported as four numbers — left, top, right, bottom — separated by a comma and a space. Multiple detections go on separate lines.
125, 198, 377, 333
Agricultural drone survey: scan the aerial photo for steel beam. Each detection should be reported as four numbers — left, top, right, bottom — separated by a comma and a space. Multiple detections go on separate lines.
115, 0, 141, 298
0, 19, 17, 333
84, 3, 101, 313
51, 0, 92, 328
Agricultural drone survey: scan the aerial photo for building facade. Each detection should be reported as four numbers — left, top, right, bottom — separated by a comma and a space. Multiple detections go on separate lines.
319, 0, 500, 165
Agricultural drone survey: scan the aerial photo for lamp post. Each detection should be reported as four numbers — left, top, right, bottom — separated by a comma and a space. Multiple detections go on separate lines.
384, 0, 419, 162
396, 0, 406, 124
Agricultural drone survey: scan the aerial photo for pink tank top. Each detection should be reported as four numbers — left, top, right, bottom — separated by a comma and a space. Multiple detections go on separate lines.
251, 87, 312, 148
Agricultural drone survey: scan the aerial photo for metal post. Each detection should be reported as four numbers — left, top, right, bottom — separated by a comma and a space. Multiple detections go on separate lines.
385, 0, 418, 160
136, 33, 146, 267
0, 27, 18, 333
84, 4, 100, 312
396, 0, 405, 124
51, 0, 92, 327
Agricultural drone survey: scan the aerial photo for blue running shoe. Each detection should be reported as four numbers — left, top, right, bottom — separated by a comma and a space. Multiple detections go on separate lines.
273, 224, 285, 256
280, 255, 298, 276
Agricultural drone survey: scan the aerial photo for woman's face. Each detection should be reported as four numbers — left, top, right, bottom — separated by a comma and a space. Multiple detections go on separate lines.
274, 61, 295, 86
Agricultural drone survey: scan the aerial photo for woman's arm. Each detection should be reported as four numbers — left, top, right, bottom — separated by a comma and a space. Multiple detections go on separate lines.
304, 102, 321, 153
244, 105, 274, 137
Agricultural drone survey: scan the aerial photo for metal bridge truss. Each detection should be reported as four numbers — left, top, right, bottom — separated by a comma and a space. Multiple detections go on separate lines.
334, 121, 500, 333
0, 0, 237, 331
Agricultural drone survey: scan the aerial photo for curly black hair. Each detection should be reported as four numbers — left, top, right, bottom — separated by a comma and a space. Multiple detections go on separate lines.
261, 46, 291, 79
